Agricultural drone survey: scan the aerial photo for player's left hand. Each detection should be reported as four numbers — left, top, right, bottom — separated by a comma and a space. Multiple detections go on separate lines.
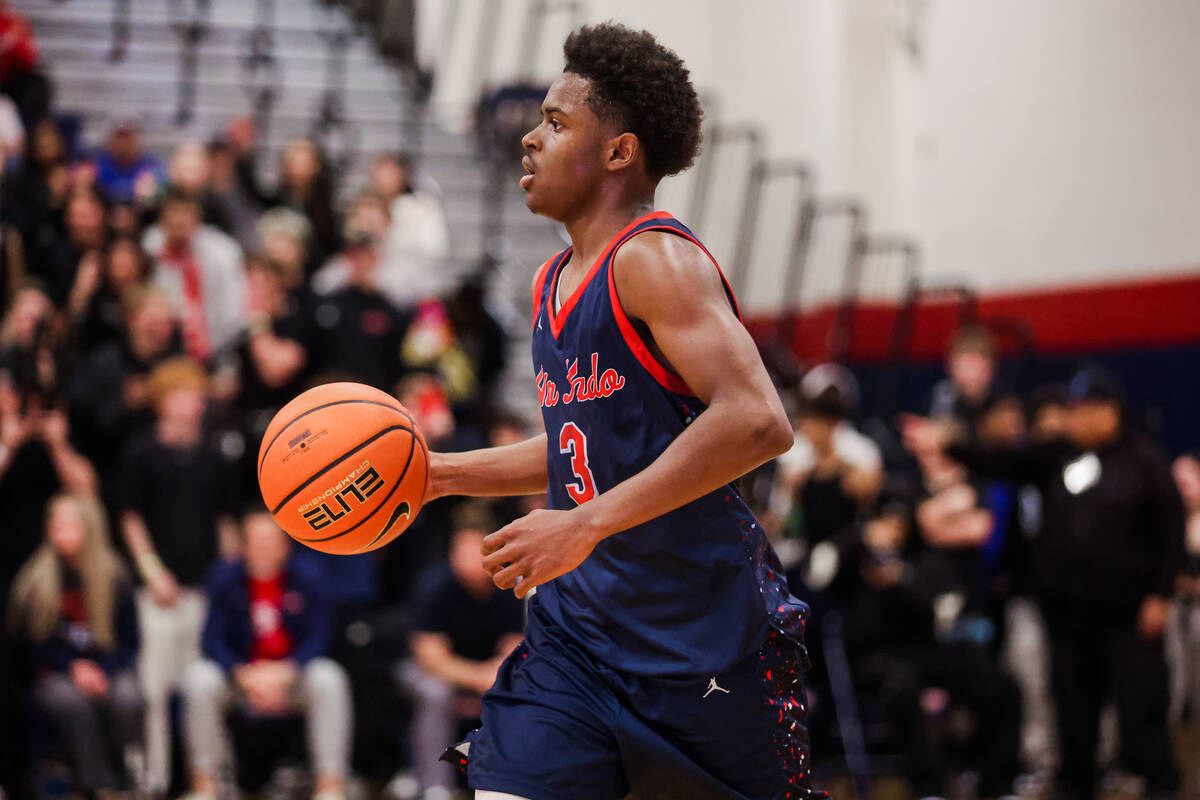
481, 508, 600, 599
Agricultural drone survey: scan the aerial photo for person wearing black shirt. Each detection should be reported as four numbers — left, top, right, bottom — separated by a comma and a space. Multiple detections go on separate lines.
904, 368, 1185, 800
116, 357, 239, 795
926, 326, 1000, 433
66, 285, 181, 498
310, 226, 412, 392
0, 381, 97, 799
399, 505, 524, 798
36, 189, 108, 308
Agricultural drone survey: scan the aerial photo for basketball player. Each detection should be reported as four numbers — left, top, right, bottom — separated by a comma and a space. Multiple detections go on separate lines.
427, 23, 817, 800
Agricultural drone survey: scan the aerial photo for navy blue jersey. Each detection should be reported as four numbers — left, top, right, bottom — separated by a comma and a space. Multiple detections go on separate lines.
530, 210, 808, 677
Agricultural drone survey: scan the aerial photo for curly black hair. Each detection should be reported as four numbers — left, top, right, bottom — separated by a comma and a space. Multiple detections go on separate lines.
563, 23, 703, 180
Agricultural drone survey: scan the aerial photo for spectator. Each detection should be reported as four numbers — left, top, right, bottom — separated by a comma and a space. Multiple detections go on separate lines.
904, 367, 1185, 800
7, 492, 142, 796
205, 138, 259, 251
773, 365, 883, 569
398, 503, 524, 799
0, 277, 53, 377
238, 254, 310, 408
228, 119, 339, 274
444, 277, 508, 416
64, 234, 152, 359
0, 0, 50, 129
2, 118, 67, 247
927, 326, 998, 431
368, 151, 450, 304
255, 206, 311, 289
835, 498, 944, 795
37, 187, 107, 307
0, 93, 23, 163
92, 121, 163, 209
143, 187, 245, 362
182, 510, 351, 800
160, 140, 234, 234
309, 225, 412, 391
0, 282, 97, 594
66, 284, 180, 490
311, 191, 390, 298
233, 254, 313, 495
117, 356, 239, 794
1169, 451, 1200, 775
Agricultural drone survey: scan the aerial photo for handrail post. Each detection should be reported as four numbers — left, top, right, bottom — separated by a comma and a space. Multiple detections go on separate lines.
312, 7, 361, 175
241, 0, 279, 146
729, 159, 810, 302
688, 123, 761, 236
109, 0, 132, 62
168, 0, 211, 126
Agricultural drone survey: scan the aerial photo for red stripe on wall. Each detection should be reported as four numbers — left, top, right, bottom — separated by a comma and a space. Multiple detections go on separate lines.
745, 272, 1200, 364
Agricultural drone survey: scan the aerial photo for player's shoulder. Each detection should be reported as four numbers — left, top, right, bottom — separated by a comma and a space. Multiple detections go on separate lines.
613, 229, 724, 313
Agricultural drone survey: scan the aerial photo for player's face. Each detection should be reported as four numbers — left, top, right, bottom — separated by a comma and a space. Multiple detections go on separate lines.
520, 73, 615, 221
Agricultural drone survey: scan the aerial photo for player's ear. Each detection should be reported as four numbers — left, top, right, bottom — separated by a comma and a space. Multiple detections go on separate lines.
605, 132, 639, 173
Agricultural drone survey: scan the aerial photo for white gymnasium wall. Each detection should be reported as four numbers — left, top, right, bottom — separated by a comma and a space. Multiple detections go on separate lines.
417, 0, 1200, 310
910, 0, 1200, 294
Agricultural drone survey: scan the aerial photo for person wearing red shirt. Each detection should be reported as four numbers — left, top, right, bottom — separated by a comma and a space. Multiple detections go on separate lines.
181, 511, 352, 800
0, 1, 48, 129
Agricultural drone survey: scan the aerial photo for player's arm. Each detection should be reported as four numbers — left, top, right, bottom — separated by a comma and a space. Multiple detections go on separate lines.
483, 232, 793, 596
426, 433, 549, 499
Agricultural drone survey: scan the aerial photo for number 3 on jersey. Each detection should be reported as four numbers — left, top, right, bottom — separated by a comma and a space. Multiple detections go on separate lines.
558, 422, 597, 504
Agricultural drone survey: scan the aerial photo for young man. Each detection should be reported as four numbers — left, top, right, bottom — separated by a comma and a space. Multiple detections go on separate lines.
426, 24, 816, 800
182, 510, 351, 800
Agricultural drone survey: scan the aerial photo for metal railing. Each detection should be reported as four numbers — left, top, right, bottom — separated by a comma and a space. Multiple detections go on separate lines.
729, 158, 812, 301
167, 0, 211, 125
687, 122, 761, 236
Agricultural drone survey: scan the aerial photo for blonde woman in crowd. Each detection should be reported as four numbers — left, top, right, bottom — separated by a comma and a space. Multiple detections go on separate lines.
8, 492, 143, 797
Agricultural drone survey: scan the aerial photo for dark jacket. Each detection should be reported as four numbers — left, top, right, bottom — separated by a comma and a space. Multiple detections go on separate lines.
32, 576, 139, 677
201, 555, 331, 672
947, 431, 1186, 624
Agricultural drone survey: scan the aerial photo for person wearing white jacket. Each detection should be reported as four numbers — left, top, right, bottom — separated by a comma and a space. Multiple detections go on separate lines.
142, 188, 246, 362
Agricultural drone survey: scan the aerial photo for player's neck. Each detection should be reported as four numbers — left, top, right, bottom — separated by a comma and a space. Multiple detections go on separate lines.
563, 194, 656, 271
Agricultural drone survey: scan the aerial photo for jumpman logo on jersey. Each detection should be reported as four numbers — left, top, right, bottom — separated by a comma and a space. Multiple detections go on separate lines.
537, 316, 543, 331
702, 677, 730, 698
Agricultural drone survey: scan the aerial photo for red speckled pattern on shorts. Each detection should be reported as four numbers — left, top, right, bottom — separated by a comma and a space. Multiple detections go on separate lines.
758, 628, 829, 800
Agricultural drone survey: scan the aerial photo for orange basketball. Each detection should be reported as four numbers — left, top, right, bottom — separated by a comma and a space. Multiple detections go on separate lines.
257, 382, 429, 555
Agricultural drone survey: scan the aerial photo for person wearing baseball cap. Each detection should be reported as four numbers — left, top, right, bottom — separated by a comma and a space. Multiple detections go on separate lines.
903, 365, 1184, 800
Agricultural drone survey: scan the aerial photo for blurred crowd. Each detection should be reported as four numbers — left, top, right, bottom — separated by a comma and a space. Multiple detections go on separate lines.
0, 6, 531, 800
762, 329, 1199, 800
0, 5, 1197, 800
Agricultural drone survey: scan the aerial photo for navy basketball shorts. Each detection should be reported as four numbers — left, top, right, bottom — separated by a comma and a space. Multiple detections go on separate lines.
455, 598, 819, 800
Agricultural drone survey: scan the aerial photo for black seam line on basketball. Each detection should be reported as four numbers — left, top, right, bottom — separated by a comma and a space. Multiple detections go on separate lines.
258, 399, 408, 477
294, 430, 416, 543
356, 499, 413, 552
350, 431, 417, 551
269, 425, 409, 515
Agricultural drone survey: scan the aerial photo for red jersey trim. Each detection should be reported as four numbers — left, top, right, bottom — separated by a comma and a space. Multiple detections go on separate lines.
547, 211, 673, 339
530, 254, 560, 332
606, 221, 742, 396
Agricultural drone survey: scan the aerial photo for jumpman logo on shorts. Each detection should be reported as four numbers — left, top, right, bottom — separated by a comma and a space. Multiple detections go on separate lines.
702, 677, 730, 698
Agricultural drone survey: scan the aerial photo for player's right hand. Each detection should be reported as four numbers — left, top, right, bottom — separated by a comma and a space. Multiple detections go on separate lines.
481, 507, 602, 599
